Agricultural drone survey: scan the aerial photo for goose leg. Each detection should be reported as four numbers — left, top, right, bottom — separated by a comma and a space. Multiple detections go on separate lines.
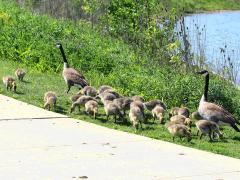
66, 84, 71, 93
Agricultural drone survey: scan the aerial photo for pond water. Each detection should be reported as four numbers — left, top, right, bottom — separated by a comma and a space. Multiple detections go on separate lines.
183, 11, 240, 84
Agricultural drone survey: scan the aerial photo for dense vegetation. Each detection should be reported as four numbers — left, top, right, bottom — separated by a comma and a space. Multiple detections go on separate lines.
0, 1, 240, 158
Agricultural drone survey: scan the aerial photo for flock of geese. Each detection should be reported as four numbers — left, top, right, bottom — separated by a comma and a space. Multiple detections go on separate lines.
2, 43, 240, 142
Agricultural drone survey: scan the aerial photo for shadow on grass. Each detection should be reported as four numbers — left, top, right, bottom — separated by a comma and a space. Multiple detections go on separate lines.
15, 91, 25, 95
55, 105, 67, 114
233, 136, 240, 141
21, 80, 31, 84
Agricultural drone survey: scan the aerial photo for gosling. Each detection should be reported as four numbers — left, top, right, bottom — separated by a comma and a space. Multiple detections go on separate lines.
70, 95, 94, 113
98, 85, 113, 94
85, 100, 98, 119
44, 91, 57, 111
131, 95, 144, 102
113, 97, 133, 116
152, 105, 165, 124
78, 86, 97, 97
103, 100, 123, 123
70, 94, 82, 103
167, 124, 192, 142
195, 120, 223, 142
170, 115, 192, 128
2, 76, 17, 92
129, 102, 144, 129
170, 107, 190, 118
191, 111, 202, 120
144, 100, 166, 111
97, 91, 117, 102
15, 68, 26, 81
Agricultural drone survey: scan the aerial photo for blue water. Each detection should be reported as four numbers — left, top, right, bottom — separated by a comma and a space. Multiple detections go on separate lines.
183, 11, 240, 84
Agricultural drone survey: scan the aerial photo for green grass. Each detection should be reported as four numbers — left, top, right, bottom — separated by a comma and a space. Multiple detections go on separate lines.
170, 0, 240, 13
1, 60, 240, 159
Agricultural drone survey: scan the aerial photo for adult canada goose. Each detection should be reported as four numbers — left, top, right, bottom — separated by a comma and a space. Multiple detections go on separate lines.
56, 43, 88, 93
197, 70, 240, 132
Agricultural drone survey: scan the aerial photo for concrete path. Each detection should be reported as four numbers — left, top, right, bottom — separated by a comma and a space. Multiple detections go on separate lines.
0, 94, 240, 180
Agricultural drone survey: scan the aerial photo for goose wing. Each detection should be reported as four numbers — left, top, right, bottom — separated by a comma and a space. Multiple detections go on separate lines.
63, 68, 88, 87
202, 102, 238, 125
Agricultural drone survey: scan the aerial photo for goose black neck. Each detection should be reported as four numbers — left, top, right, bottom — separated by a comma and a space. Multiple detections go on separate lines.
59, 46, 68, 63
204, 73, 209, 101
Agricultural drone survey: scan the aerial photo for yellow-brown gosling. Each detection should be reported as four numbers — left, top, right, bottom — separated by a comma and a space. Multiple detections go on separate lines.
152, 105, 165, 124
170, 115, 192, 128
131, 95, 144, 102
144, 100, 166, 112
70, 95, 94, 113
170, 107, 190, 118
195, 120, 223, 142
97, 91, 117, 102
44, 91, 57, 111
78, 86, 97, 97
129, 101, 144, 129
113, 97, 133, 116
167, 123, 192, 142
85, 100, 98, 119
98, 85, 113, 94
56, 43, 88, 93
2, 76, 17, 92
15, 68, 26, 81
70, 94, 82, 103
197, 70, 240, 132
191, 111, 202, 120
103, 99, 123, 123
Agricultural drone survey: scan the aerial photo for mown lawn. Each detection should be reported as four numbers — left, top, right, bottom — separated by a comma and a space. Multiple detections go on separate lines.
1, 60, 240, 158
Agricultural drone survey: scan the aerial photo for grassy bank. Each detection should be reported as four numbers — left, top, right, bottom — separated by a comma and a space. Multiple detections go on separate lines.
1, 1, 240, 158
170, 0, 240, 13
1, 60, 240, 158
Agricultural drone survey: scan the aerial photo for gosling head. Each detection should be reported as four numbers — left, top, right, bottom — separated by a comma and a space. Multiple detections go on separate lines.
184, 118, 192, 128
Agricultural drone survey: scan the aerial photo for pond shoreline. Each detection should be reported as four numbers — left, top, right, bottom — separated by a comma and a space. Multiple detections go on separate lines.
186, 9, 240, 15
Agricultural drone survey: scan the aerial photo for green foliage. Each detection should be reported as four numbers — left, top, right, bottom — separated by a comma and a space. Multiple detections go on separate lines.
0, 1, 136, 74
106, 0, 178, 61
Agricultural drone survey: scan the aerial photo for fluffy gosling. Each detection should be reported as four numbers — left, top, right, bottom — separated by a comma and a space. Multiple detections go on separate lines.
152, 105, 165, 124
103, 100, 124, 123
98, 85, 113, 94
85, 100, 98, 119
191, 111, 202, 120
195, 120, 223, 142
97, 91, 117, 102
15, 68, 26, 81
144, 100, 166, 111
170, 115, 192, 128
2, 76, 17, 92
129, 102, 144, 129
44, 91, 57, 111
131, 95, 144, 103
167, 124, 192, 142
70, 94, 82, 103
113, 97, 133, 116
78, 86, 97, 97
170, 107, 190, 118
70, 95, 94, 113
